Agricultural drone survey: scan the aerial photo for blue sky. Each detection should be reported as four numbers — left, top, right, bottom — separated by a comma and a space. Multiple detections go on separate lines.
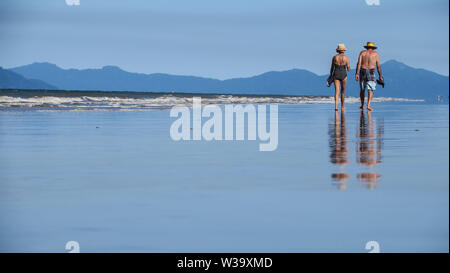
0, 0, 448, 79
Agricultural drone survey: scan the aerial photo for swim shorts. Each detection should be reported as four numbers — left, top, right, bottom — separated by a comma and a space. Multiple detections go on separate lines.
361, 80, 376, 91
359, 69, 376, 91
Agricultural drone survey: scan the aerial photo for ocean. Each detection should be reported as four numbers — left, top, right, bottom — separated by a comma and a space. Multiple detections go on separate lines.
0, 90, 448, 252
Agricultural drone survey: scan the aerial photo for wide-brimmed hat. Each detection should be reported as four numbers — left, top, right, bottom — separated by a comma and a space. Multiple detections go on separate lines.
364, 42, 377, 49
336, 43, 347, 52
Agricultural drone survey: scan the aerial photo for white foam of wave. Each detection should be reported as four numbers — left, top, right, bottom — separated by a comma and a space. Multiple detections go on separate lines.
0, 95, 424, 110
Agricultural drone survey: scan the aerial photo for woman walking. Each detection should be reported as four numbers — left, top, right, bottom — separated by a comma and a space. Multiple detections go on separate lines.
329, 44, 351, 111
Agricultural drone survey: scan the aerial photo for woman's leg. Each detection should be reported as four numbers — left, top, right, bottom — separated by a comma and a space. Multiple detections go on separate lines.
341, 77, 347, 110
334, 80, 340, 111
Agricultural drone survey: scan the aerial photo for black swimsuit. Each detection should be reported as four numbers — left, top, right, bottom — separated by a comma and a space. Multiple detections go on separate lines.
333, 64, 347, 81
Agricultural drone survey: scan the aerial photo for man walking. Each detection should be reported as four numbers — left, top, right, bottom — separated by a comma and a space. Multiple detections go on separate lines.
355, 42, 384, 111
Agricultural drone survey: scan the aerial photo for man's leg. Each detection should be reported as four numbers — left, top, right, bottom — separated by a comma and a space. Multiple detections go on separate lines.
367, 89, 373, 111
360, 86, 365, 109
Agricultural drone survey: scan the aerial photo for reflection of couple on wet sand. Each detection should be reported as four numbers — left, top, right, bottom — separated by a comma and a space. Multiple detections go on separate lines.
329, 110, 383, 190
356, 110, 383, 189
328, 110, 349, 190
329, 42, 384, 112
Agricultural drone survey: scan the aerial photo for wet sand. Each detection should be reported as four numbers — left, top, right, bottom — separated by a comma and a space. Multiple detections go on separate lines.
0, 102, 448, 252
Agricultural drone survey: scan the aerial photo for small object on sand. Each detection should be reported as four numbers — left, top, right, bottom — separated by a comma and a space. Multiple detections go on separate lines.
96, 126, 100, 128
415, 129, 420, 131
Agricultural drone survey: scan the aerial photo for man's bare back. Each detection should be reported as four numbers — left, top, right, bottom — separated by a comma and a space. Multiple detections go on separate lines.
359, 50, 379, 69
355, 48, 383, 86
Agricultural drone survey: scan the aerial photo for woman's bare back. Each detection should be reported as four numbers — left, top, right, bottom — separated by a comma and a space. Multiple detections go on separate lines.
334, 54, 348, 66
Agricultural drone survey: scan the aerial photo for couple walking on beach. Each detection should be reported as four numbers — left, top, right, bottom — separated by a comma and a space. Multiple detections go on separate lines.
329, 42, 384, 111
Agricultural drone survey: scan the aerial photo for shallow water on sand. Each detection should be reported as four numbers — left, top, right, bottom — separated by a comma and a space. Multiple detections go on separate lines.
0, 102, 448, 252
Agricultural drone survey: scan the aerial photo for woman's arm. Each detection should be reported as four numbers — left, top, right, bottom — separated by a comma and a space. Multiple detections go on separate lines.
330, 56, 335, 76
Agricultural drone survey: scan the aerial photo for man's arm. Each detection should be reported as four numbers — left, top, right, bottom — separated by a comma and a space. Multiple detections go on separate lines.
376, 53, 383, 80
355, 52, 362, 81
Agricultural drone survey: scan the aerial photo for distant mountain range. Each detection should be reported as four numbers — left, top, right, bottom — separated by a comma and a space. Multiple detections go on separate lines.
1, 60, 448, 100
0, 67, 56, 90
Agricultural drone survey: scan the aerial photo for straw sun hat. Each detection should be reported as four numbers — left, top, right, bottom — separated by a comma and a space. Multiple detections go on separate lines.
364, 42, 377, 49
336, 44, 347, 52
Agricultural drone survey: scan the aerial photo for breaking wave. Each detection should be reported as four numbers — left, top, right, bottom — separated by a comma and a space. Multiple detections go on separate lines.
0, 90, 424, 111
